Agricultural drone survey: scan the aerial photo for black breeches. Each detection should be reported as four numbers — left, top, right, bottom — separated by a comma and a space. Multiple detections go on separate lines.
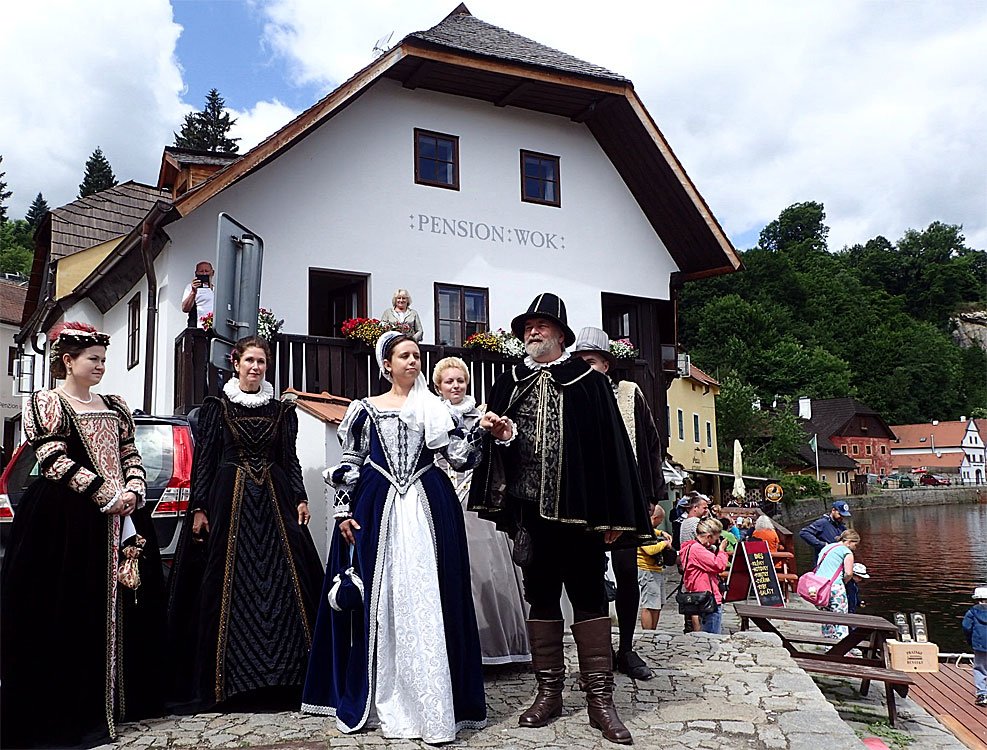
520, 512, 607, 622
611, 546, 639, 652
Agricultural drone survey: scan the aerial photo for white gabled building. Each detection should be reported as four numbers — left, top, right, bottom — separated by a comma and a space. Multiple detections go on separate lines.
890, 418, 986, 484
18, 6, 741, 523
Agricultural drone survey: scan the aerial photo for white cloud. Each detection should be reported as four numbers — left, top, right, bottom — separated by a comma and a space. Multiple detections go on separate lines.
2, 0, 983, 256
256, 0, 987, 250
230, 100, 300, 152
0, 0, 187, 217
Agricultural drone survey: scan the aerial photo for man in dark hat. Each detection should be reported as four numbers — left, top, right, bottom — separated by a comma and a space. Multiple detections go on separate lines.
470, 293, 653, 746
572, 326, 664, 682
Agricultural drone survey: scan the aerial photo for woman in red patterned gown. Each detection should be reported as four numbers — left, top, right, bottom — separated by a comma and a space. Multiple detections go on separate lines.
1, 323, 166, 749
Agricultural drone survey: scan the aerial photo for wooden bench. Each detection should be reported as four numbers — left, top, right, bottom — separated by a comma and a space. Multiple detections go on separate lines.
792, 657, 915, 726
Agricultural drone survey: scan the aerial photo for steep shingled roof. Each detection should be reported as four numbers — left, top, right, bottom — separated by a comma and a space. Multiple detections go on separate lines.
0, 280, 27, 326
794, 397, 897, 442
162, 146, 241, 168
408, 5, 627, 83
50, 181, 172, 259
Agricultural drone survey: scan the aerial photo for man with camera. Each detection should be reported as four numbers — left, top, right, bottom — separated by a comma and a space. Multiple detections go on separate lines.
181, 261, 215, 328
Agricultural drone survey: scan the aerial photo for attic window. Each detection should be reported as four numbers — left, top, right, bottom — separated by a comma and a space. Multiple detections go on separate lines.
415, 129, 459, 190
919, 437, 927, 442
520, 150, 561, 207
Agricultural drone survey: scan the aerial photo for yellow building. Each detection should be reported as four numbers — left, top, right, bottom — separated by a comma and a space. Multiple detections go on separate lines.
666, 364, 720, 472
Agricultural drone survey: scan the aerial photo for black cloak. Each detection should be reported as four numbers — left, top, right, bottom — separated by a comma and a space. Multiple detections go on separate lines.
467, 358, 654, 548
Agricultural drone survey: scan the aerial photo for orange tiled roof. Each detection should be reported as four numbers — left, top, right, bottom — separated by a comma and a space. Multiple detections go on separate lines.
891, 451, 963, 471
285, 389, 351, 425
890, 421, 970, 449
689, 364, 719, 387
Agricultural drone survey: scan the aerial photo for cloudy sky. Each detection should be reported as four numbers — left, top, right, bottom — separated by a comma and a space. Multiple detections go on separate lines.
2, 0, 985, 251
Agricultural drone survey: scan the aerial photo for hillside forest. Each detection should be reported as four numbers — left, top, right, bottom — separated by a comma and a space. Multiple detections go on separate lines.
678, 202, 987, 474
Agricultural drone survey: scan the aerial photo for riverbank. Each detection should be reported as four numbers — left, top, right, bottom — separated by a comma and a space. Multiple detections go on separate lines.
772, 485, 985, 528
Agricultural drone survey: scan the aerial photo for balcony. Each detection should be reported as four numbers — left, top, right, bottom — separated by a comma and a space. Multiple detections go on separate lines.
174, 328, 659, 416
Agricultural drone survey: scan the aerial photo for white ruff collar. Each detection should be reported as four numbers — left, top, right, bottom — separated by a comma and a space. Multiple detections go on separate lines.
445, 394, 477, 417
524, 351, 571, 370
223, 377, 274, 407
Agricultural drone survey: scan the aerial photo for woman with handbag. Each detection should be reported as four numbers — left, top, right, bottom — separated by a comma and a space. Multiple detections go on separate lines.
1, 323, 166, 748
301, 333, 491, 743
679, 518, 730, 634
813, 529, 860, 639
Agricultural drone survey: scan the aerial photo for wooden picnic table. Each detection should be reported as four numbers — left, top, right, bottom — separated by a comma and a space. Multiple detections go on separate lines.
734, 603, 915, 726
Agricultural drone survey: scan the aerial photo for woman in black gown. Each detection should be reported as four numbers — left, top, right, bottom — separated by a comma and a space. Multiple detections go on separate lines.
1, 323, 166, 749
168, 335, 324, 710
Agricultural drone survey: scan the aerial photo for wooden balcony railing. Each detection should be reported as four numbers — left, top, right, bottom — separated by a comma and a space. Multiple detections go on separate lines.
174, 328, 659, 417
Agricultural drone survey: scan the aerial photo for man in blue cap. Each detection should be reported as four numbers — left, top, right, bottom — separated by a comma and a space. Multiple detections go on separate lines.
799, 500, 851, 554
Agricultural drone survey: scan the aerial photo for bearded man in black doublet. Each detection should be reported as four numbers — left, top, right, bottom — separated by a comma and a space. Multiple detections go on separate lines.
468, 294, 653, 746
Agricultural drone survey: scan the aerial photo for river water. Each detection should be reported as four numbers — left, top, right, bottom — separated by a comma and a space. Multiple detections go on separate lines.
794, 502, 987, 653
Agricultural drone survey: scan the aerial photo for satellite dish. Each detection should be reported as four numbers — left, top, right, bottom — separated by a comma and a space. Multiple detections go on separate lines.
372, 31, 394, 58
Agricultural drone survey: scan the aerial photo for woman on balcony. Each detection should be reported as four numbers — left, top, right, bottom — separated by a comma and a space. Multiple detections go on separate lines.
167, 336, 324, 711
1, 323, 166, 749
432, 356, 530, 665
302, 333, 499, 743
379, 288, 424, 341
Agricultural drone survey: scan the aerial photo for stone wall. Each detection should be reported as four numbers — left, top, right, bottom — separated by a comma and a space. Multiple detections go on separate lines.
772, 486, 986, 528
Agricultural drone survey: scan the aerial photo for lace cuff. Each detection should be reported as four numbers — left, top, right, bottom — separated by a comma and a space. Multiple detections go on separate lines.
99, 491, 122, 513
494, 418, 517, 446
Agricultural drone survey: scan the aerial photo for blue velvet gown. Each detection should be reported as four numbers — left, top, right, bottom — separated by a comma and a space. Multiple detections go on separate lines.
301, 400, 486, 743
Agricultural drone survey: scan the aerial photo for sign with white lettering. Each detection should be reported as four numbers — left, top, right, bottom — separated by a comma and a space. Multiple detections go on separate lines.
409, 213, 565, 250
724, 539, 785, 607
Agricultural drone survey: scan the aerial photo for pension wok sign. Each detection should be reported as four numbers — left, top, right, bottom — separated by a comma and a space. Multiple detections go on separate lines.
410, 212, 565, 250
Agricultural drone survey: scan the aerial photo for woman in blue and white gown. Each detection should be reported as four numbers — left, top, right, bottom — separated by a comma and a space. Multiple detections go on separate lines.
302, 333, 499, 743
432, 357, 530, 665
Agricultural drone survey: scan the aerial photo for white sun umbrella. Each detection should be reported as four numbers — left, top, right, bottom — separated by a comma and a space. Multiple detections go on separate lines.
731, 439, 746, 502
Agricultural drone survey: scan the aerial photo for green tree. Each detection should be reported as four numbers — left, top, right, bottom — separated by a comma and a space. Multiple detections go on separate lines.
25, 192, 49, 231
0, 219, 34, 275
758, 201, 829, 254
174, 88, 240, 153
78, 147, 117, 198
713, 375, 807, 473
0, 155, 12, 223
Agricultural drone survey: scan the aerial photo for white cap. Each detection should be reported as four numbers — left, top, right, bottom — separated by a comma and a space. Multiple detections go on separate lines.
852, 563, 870, 579
974, 586, 987, 600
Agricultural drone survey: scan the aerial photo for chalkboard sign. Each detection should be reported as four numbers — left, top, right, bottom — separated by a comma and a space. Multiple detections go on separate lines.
724, 539, 785, 607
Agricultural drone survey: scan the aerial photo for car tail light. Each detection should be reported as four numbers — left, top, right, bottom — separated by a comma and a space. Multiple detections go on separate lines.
152, 426, 193, 518
0, 494, 13, 521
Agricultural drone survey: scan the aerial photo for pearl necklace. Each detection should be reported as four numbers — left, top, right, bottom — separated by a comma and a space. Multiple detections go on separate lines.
60, 388, 94, 404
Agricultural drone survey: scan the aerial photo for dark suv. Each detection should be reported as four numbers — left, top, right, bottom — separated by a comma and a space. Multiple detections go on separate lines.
0, 413, 193, 569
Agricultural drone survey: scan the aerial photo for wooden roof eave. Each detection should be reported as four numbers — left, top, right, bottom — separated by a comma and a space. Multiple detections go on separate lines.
623, 92, 742, 280
397, 39, 629, 96
173, 45, 409, 218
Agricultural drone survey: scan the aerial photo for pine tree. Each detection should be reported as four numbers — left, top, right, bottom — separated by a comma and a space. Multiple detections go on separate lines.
78, 148, 117, 198
0, 155, 12, 223
25, 192, 49, 230
173, 88, 240, 154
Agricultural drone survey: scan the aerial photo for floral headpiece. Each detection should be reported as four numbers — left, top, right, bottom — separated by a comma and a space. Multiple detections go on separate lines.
49, 321, 111, 360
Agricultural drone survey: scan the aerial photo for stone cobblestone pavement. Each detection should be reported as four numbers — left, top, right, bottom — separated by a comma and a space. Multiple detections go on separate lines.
105, 629, 868, 750
102, 596, 967, 750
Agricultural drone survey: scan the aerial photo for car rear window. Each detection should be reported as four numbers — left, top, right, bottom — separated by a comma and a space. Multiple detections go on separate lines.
6, 423, 176, 497
134, 424, 175, 489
